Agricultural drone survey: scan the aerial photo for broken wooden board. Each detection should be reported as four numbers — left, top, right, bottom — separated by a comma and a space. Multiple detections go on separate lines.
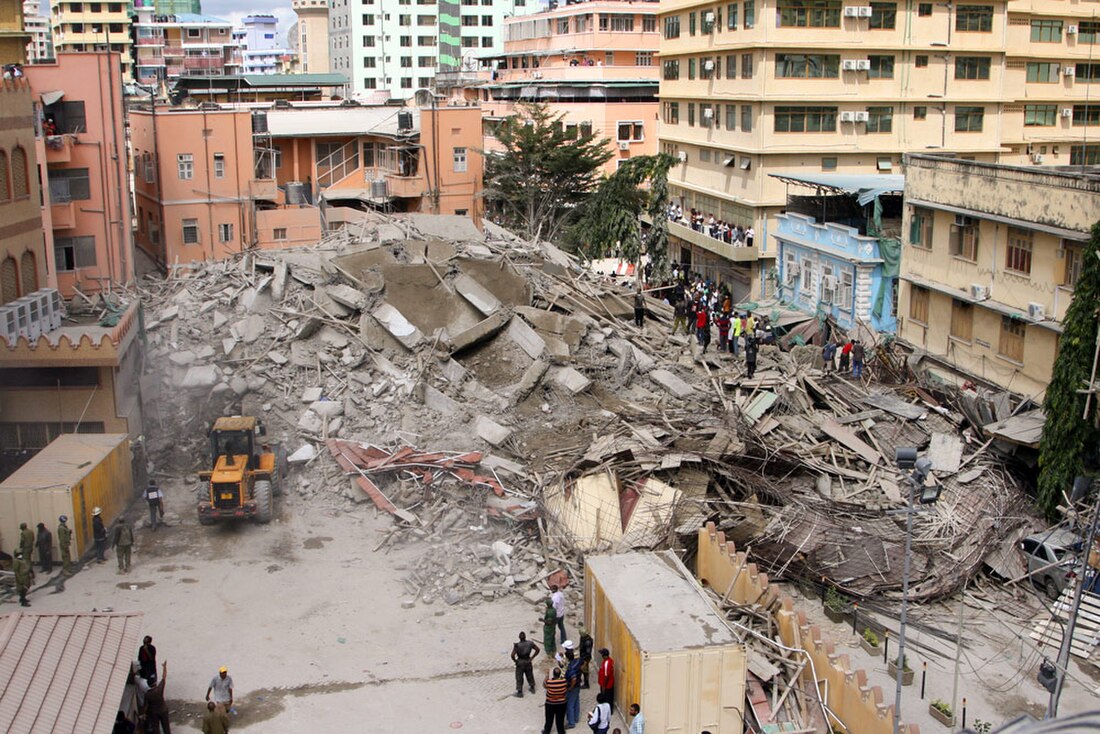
862, 392, 927, 421
743, 391, 779, 424
818, 417, 882, 465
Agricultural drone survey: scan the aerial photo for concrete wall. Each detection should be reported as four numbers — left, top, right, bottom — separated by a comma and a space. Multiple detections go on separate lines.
695, 522, 920, 734
0, 81, 48, 306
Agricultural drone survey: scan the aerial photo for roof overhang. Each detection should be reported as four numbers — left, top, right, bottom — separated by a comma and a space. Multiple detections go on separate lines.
907, 198, 1090, 242
770, 172, 905, 206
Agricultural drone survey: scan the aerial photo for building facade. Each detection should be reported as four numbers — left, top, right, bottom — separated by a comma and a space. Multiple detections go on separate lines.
0, 80, 49, 307
898, 155, 1100, 399
23, 0, 52, 63
1, 0, 30, 65
154, 0, 202, 13
479, 0, 661, 176
132, 9, 240, 86
235, 14, 291, 75
26, 53, 134, 297
50, 0, 134, 81
293, 0, 330, 74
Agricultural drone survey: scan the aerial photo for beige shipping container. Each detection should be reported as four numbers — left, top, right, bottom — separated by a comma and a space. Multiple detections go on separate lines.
0, 434, 133, 559
585, 551, 746, 734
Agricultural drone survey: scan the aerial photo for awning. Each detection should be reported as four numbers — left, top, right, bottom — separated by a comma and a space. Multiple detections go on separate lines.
40, 90, 64, 106
985, 408, 1045, 448
769, 172, 904, 206
900, 273, 1064, 333
733, 298, 816, 329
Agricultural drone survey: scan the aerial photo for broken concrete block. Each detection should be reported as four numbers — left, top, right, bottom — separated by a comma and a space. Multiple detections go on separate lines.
268, 351, 289, 366
290, 341, 314, 368
212, 310, 228, 330
301, 387, 323, 403
482, 454, 526, 476
221, 338, 238, 356
292, 317, 322, 341
159, 306, 179, 322
542, 333, 571, 364
650, 369, 695, 399
233, 314, 266, 344
326, 284, 369, 311
372, 302, 423, 350
271, 260, 289, 302
475, 415, 513, 447
310, 399, 344, 418
298, 410, 324, 434
630, 344, 656, 373
311, 288, 351, 318
506, 316, 546, 360
453, 273, 502, 315
424, 385, 461, 415
229, 376, 249, 396
288, 444, 316, 464
180, 365, 219, 389
447, 310, 511, 354
168, 350, 196, 367
441, 359, 467, 385
510, 359, 549, 404
550, 366, 591, 395
318, 326, 350, 349
195, 345, 216, 361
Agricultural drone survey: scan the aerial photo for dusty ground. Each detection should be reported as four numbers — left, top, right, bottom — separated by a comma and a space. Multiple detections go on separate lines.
21, 480, 614, 733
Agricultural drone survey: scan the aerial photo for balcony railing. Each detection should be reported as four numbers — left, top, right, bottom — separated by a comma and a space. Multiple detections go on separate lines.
182, 57, 222, 70
669, 220, 764, 262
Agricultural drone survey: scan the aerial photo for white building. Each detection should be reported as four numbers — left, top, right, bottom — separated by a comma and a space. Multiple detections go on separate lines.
23, 0, 52, 63
328, 0, 539, 96
234, 14, 292, 75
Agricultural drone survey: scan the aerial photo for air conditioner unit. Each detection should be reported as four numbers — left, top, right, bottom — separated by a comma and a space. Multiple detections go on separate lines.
705, 11, 715, 22
39, 288, 65, 331
0, 306, 18, 346
618, 141, 630, 150
858, 6, 874, 17
1028, 302, 1046, 320
703, 107, 714, 117
677, 151, 687, 162
1032, 153, 1044, 164
843, 7, 860, 17
788, 262, 801, 275
10, 297, 41, 341
1061, 108, 1074, 118
854, 111, 870, 122
823, 275, 838, 290
704, 60, 715, 71
532, 71, 542, 79
1068, 25, 1079, 34
969, 283, 989, 300
840, 111, 857, 122
841, 59, 859, 71
1064, 67, 1076, 77
856, 59, 871, 71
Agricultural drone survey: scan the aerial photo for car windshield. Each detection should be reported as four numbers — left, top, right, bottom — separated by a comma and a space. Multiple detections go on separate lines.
1052, 546, 1073, 561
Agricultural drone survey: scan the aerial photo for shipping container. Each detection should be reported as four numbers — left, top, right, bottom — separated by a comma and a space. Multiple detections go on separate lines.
585, 552, 746, 734
0, 434, 133, 559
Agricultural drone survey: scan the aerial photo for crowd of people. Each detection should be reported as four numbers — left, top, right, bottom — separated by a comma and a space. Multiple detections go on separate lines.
666, 203, 755, 248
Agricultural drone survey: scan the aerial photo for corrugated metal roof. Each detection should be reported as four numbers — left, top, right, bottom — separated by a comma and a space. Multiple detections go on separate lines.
0, 612, 143, 734
239, 73, 348, 87
266, 106, 416, 138
0, 435, 129, 491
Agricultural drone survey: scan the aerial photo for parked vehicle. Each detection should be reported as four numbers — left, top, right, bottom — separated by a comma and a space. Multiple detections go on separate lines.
1021, 529, 1084, 600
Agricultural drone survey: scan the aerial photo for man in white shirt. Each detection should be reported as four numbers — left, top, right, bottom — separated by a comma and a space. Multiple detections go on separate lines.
143, 479, 165, 531
206, 666, 234, 712
629, 703, 645, 734
550, 584, 566, 645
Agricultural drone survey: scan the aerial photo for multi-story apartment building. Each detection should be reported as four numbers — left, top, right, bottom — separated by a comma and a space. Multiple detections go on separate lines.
293, 0, 330, 74
478, 0, 661, 175
154, 0, 202, 13
1, 0, 30, 64
0, 80, 49, 307
236, 14, 291, 75
328, 0, 539, 96
23, 0, 53, 63
50, 0, 134, 81
25, 53, 134, 296
657, 0, 1100, 301
132, 7, 240, 86
898, 155, 1100, 399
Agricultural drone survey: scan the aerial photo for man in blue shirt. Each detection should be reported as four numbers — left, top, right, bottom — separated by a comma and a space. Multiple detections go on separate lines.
629, 703, 645, 734
564, 644, 582, 729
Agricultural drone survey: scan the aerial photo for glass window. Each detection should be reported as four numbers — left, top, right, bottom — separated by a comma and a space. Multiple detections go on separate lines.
777, 0, 842, 28
182, 219, 200, 245
726, 55, 737, 78
636, 51, 654, 67
664, 15, 681, 38
662, 60, 679, 80
643, 16, 657, 32
774, 106, 838, 132
688, 58, 696, 79
744, 0, 754, 27
868, 55, 894, 79
918, 3, 931, 16
1078, 63, 1100, 82
822, 157, 837, 170
742, 53, 753, 79
909, 207, 933, 248
999, 317, 1026, 362
866, 106, 893, 133
775, 54, 840, 78
914, 106, 927, 119
741, 105, 753, 132
949, 215, 979, 259
177, 153, 193, 180
1073, 105, 1100, 126
869, 2, 896, 29
727, 3, 738, 29
1081, 21, 1100, 45
1026, 62, 1060, 83
955, 56, 990, 80
688, 103, 695, 127
663, 102, 680, 124
453, 147, 467, 173
1030, 19, 1063, 42
1071, 144, 1100, 165
725, 104, 737, 130
689, 11, 697, 35
616, 122, 645, 141
213, 153, 225, 179
915, 55, 928, 68
955, 106, 984, 132
955, 5, 992, 32
218, 223, 233, 243
1064, 244, 1084, 288
1006, 228, 1033, 275
1024, 104, 1057, 126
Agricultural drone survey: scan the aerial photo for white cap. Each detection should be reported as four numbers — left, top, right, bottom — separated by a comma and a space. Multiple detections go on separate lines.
562, 640, 574, 650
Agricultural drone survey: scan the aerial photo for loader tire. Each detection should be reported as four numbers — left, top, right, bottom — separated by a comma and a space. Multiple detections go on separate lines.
254, 480, 273, 524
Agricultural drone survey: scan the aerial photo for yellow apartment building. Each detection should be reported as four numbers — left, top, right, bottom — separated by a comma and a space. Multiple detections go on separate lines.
658, 0, 1100, 299
51, 0, 134, 81
0, 0, 30, 65
898, 154, 1100, 400
292, 0, 330, 75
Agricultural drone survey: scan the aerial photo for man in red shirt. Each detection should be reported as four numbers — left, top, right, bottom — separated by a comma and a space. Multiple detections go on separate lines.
598, 648, 615, 714
542, 667, 568, 734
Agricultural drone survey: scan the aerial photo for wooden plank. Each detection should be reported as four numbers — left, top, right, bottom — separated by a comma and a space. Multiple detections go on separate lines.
834, 409, 886, 425
862, 392, 927, 420
819, 417, 882, 465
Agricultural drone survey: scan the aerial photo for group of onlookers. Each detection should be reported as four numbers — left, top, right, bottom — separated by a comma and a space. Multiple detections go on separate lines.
666, 204, 755, 248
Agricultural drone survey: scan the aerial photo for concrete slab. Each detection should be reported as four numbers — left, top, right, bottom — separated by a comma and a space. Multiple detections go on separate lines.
301, 387, 324, 403
271, 259, 289, 301
542, 333, 571, 364
233, 314, 266, 344
649, 369, 695, 399
372, 302, 424, 350
440, 359, 468, 385
268, 352, 289, 366
212, 310, 228, 330
475, 415, 513, 447
287, 443, 316, 463
180, 365, 219, 389
310, 400, 344, 418
195, 346, 216, 361
453, 274, 503, 316
424, 385, 461, 415
312, 288, 352, 318
169, 350, 196, 367
448, 311, 511, 354
326, 284, 369, 311
509, 359, 548, 403
550, 366, 591, 395
506, 317, 546, 360
222, 338, 238, 356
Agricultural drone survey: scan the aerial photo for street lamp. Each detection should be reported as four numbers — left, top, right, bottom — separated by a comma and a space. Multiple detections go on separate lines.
891, 447, 942, 734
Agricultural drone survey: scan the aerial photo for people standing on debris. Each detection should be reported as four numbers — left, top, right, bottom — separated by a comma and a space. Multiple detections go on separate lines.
851, 339, 865, 379
597, 648, 615, 713
144, 480, 165, 531
139, 636, 158, 683
206, 666, 234, 713
822, 339, 836, 374
93, 507, 108, 562
19, 522, 34, 561
144, 661, 170, 734
671, 298, 688, 336
633, 290, 645, 329
35, 522, 53, 573
542, 598, 559, 655
839, 340, 852, 373
695, 305, 710, 353
550, 584, 567, 644
542, 667, 568, 734
511, 631, 540, 697
731, 313, 742, 357
628, 703, 645, 734
744, 334, 759, 380
13, 551, 33, 607
113, 516, 134, 574
565, 645, 583, 729
587, 692, 611, 734
201, 701, 230, 734
57, 515, 72, 574
578, 625, 594, 689
716, 311, 730, 352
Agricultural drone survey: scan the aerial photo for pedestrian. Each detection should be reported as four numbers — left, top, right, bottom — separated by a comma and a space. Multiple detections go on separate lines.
113, 516, 134, 574
144, 662, 170, 734
57, 515, 72, 574
851, 339, 865, 379
716, 311, 730, 352
744, 335, 759, 379
628, 703, 645, 734
839, 340, 852, 373
578, 625, 594, 689
139, 636, 158, 683
731, 314, 742, 357
695, 306, 709, 352
822, 339, 836, 374
19, 522, 34, 561
633, 289, 645, 329
13, 550, 33, 607
542, 598, 558, 656
565, 646, 583, 728
746, 226, 755, 248
550, 584, 567, 644
597, 648, 615, 714
542, 667, 568, 734
143, 479, 165, 531
206, 666, 234, 713
587, 692, 611, 734
671, 298, 688, 336
92, 507, 108, 562
201, 701, 230, 734
112, 711, 136, 734
511, 631, 540, 697
35, 522, 53, 573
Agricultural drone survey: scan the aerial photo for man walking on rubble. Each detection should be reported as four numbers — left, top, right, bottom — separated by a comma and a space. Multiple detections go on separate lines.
822, 339, 836, 374
144, 479, 165, 531
744, 334, 759, 380
671, 298, 688, 336
851, 339, 865, 379
512, 631, 540, 697
633, 289, 645, 329
550, 584, 567, 644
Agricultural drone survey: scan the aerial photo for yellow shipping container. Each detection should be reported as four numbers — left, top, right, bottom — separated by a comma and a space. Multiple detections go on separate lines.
585, 551, 746, 734
0, 434, 133, 559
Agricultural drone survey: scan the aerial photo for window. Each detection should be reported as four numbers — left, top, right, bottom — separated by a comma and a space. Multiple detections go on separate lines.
177, 153, 193, 180
400, 14, 412, 25
218, 223, 233, 243
821, 265, 836, 303
701, 10, 714, 33
914, 106, 928, 120
213, 153, 225, 179
54, 236, 97, 271
783, 251, 797, 286
726, 55, 737, 78
741, 105, 753, 132
1064, 244, 1084, 288
0, 150, 8, 200
401, 78, 413, 89
775, 54, 840, 78
744, 0, 754, 27
1079, 64, 1100, 82
664, 15, 681, 38
1026, 62, 1060, 83
363, 57, 376, 68
689, 11, 697, 35
777, 0, 842, 28
918, 2, 932, 16
949, 215, 979, 260
48, 169, 91, 201
701, 56, 716, 79
822, 157, 837, 170
636, 51, 654, 66
955, 106, 984, 132
909, 207, 933, 248
774, 106, 837, 132
363, 13, 375, 24
742, 53, 753, 79
182, 219, 200, 245
840, 271, 854, 308
727, 3, 738, 29
450, 146, 467, 173
400, 36, 412, 47
700, 104, 715, 127
363, 36, 376, 46
481, 15, 493, 26
689, 58, 696, 80
909, 286, 929, 323
1031, 19, 1063, 42
955, 56, 990, 80
1071, 144, 1100, 165
1081, 21, 1100, 45
869, 2, 895, 29
688, 103, 695, 127
868, 55, 894, 79
1074, 105, 1100, 126
663, 102, 680, 124
643, 16, 657, 32
662, 60, 679, 80
950, 299, 973, 342
726, 104, 737, 130
955, 5, 992, 32
866, 106, 893, 133
915, 55, 928, 68
418, 56, 433, 67
1006, 227, 1033, 275
10, 147, 27, 198
273, 228, 288, 241
999, 317, 1026, 362
400, 56, 413, 68
418, 35, 437, 45
1025, 104, 1057, 127
617, 121, 644, 141
800, 260, 814, 292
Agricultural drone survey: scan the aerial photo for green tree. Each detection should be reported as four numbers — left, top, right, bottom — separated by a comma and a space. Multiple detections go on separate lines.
482, 103, 611, 244
570, 153, 676, 280
1037, 222, 1100, 518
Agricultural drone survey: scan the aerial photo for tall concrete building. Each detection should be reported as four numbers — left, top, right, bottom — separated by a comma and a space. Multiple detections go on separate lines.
132, 7, 240, 85
155, 0, 202, 13
328, 0, 539, 96
1, 0, 31, 64
50, 0, 134, 81
293, 0, 330, 74
657, 0, 1100, 299
23, 0, 52, 63
235, 13, 291, 74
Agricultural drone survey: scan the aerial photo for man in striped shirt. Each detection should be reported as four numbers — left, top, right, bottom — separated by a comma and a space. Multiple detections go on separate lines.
541, 667, 568, 734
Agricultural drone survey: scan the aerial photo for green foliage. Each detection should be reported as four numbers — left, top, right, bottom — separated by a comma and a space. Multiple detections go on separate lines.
930, 699, 953, 716
1037, 222, 1100, 519
862, 628, 879, 647
482, 102, 612, 245
824, 585, 848, 612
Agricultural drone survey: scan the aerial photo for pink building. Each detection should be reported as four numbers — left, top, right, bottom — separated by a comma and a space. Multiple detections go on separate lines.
478, 0, 661, 173
25, 52, 134, 296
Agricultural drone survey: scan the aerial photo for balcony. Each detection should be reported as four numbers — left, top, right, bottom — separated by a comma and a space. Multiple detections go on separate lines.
669, 220, 763, 262
385, 174, 425, 199
135, 36, 164, 46
43, 134, 76, 164
161, 46, 185, 58
182, 57, 222, 70
249, 179, 279, 202
491, 64, 658, 84
51, 200, 76, 230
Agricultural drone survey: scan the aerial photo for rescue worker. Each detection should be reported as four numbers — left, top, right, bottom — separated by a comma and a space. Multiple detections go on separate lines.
13, 550, 33, 607
57, 515, 72, 574
35, 522, 52, 573
113, 516, 134, 573
92, 507, 108, 562
19, 522, 34, 561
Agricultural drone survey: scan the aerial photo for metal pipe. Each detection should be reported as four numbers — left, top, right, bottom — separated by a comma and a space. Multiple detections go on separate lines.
892, 475, 915, 734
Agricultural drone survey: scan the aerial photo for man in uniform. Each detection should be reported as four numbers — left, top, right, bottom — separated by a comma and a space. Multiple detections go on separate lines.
35, 522, 53, 573
13, 550, 33, 607
511, 631, 540, 697
57, 516, 72, 574
201, 701, 230, 734
92, 507, 108, 562
18, 522, 34, 561
112, 516, 134, 573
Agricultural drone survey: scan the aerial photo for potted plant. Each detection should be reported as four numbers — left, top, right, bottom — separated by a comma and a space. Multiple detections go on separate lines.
929, 699, 954, 726
860, 628, 880, 656
888, 654, 914, 686
823, 586, 849, 623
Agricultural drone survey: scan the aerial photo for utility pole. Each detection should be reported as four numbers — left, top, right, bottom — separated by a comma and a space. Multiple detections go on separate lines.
950, 588, 966, 720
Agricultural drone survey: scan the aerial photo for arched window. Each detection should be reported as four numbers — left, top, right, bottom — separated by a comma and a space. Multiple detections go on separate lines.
20, 251, 37, 294
0, 257, 18, 305
0, 150, 9, 201
11, 147, 28, 199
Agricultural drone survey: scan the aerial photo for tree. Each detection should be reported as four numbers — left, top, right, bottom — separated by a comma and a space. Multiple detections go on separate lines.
570, 153, 676, 280
482, 103, 612, 244
1037, 222, 1100, 519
